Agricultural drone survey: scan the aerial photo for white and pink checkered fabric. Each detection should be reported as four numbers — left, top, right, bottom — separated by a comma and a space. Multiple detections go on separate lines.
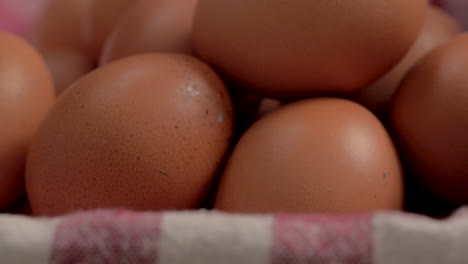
1, 207, 467, 264
1, 1, 467, 263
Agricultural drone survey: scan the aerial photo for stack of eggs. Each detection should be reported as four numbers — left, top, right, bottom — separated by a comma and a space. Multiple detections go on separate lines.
0, 0, 466, 218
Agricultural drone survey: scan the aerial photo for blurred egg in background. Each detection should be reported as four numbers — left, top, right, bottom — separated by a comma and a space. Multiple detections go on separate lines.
0, 0, 465, 218
25, 54, 233, 216
28, 0, 96, 95
100, 0, 198, 65
0, 31, 55, 210
193, 0, 428, 98
352, 5, 462, 119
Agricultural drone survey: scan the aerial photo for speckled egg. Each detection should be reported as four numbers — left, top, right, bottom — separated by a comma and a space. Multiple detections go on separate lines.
215, 98, 403, 214
25, 53, 233, 216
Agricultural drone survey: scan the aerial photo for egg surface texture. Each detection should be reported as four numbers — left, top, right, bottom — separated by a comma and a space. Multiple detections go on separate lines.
0, 31, 55, 209
26, 53, 233, 216
29, 0, 95, 94
215, 98, 403, 214
391, 34, 468, 206
82, 0, 136, 58
193, 0, 428, 98
100, 0, 198, 64
353, 5, 462, 117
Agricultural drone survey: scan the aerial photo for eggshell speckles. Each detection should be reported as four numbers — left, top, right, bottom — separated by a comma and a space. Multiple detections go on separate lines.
26, 53, 233, 216
215, 98, 403, 214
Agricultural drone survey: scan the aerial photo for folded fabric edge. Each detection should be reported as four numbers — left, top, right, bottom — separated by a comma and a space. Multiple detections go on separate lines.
373, 207, 468, 264
0, 207, 467, 264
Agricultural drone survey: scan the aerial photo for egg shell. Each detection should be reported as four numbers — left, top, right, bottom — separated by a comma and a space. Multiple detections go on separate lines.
0, 31, 55, 210
193, 0, 428, 99
29, 0, 92, 50
29, 0, 96, 94
353, 5, 462, 118
390, 33, 468, 206
215, 98, 403, 214
82, 0, 136, 58
100, 0, 198, 65
37, 48, 96, 95
26, 53, 233, 216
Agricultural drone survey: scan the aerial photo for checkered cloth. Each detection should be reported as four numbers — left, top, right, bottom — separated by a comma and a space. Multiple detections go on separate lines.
1, 1, 467, 263
1, 207, 467, 264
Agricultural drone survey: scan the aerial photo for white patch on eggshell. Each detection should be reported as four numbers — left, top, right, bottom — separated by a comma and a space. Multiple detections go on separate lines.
217, 113, 225, 123
185, 86, 200, 98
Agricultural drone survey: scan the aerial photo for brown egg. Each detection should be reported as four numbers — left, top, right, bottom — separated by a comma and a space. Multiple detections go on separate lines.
193, 0, 428, 99
29, 0, 95, 94
215, 98, 403, 214
29, 0, 92, 49
0, 31, 55, 210
37, 49, 96, 95
100, 0, 198, 65
25, 53, 233, 216
82, 0, 137, 58
390, 33, 468, 206
353, 5, 462, 118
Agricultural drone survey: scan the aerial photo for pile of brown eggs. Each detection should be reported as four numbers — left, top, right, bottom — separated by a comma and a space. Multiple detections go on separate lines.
1, 0, 466, 218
